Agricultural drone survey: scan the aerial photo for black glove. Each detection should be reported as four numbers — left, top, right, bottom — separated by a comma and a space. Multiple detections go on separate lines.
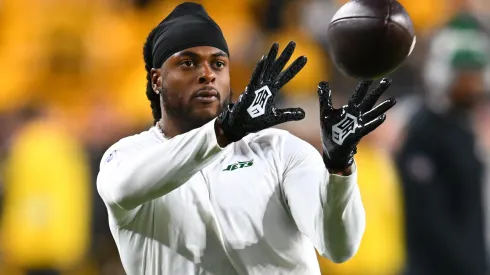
217, 41, 307, 142
318, 78, 396, 171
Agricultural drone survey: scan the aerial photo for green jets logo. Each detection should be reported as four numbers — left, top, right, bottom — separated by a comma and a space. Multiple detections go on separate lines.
223, 160, 253, 171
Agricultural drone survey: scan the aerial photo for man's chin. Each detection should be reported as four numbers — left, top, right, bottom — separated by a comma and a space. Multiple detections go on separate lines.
168, 100, 228, 129
193, 109, 221, 123
182, 107, 220, 127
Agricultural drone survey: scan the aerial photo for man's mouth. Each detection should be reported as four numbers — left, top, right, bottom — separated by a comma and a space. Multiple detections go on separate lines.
194, 88, 219, 103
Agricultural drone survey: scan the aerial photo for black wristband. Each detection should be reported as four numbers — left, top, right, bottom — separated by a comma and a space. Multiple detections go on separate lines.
322, 150, 355, 171
216, 107, 246, 142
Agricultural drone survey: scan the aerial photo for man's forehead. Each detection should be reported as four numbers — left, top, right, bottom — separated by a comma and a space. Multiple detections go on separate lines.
172, 46, 228, 58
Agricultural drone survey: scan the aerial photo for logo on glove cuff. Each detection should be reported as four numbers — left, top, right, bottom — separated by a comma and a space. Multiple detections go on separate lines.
332, 113, 357, 145
247, 86, 272, 118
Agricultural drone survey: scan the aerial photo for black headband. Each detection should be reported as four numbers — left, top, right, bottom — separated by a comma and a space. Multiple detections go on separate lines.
151, 2, 229, 68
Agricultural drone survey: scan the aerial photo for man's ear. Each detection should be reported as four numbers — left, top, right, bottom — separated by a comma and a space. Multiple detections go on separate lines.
151, 68, 162, 94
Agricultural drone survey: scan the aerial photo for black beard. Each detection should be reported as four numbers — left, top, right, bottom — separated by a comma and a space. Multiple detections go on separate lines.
161, 89, 231, 132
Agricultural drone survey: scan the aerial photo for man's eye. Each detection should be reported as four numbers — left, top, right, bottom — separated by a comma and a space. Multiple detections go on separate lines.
181, 61, 194, 67
215, 61, 225, 68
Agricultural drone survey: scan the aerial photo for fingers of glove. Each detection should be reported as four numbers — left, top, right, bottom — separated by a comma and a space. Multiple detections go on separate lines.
317, 81, 334, 117
249, 55, 267, 87
274, 56, 307, 90
261, 42, 279, 81
349, 80, 373, 106
359, 78, 392, 112
359, 114, 386, 137
269, 41, 296, 81
272, 107, 306, 125
361, 97, 396, 122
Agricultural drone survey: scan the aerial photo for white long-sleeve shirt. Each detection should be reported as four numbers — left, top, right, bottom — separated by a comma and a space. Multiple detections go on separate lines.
97, 118, 365, 275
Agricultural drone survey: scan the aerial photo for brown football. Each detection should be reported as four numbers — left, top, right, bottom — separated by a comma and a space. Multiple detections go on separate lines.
326, 0, 416, 80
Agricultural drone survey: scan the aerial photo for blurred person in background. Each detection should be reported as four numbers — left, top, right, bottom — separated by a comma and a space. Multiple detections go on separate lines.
395, 11, 490, 275
0, 1, 112, 274
0, 106, 92, 275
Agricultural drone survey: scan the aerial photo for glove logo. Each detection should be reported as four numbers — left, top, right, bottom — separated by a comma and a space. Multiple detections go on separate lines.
332, 113, 357, 145
247, 85, 272, 118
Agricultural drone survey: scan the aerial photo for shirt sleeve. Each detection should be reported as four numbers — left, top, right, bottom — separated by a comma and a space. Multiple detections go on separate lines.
97, 119, 225, 214
280, 133, 365, 263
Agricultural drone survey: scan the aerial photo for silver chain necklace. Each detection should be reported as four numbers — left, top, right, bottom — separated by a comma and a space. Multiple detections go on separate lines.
156, 121, 166, 138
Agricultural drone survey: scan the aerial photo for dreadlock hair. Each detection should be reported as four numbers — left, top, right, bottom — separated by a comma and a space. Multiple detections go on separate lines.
143, 26, 162, 125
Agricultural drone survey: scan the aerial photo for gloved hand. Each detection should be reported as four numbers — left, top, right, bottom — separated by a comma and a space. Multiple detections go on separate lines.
318, 78, 396, 171
217, 41, 307, 142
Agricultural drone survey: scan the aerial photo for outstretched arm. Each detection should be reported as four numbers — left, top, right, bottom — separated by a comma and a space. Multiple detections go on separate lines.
281, 134, 365, 263
283, 78, 396, 263
97, 119, 226, 212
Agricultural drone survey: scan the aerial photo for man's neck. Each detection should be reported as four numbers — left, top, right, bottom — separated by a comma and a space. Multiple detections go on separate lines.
158, 118, 183, 139
159, 115, 204, 138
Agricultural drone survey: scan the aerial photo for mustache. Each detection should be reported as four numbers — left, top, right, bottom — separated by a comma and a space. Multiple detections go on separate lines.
192, 86, 221, 100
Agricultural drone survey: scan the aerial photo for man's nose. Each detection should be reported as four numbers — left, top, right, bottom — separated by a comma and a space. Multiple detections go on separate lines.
198, 63, 216, 84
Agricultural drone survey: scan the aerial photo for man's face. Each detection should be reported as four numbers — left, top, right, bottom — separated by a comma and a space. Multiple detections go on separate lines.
152, 46, 231, 128
450, 70, 487, 109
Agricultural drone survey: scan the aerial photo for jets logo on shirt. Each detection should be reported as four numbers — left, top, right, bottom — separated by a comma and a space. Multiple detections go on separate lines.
223, 160, 254, 171
332, 113, 357, 145
247, 86, 272, 118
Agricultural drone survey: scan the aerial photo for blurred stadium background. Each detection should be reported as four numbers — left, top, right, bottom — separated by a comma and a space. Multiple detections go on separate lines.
1, 0, 490, 274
